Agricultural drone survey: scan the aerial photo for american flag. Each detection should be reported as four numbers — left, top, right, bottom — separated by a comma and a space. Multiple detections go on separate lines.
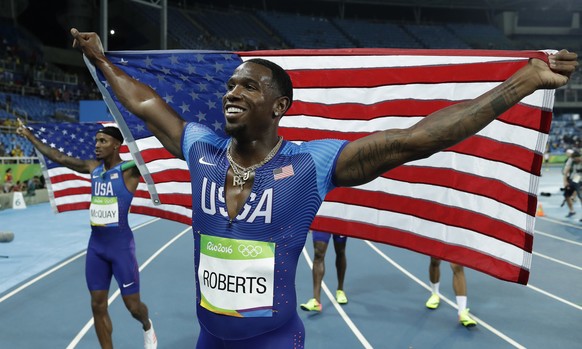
273, 164, 295, 181
46, 48, 552, 285
29, 122, 109, 212
27, 121, 168, 218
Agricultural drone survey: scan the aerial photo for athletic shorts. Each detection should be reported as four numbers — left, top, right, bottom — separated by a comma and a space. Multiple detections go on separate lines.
85, 236, 140, 296
196, 312, 305, 349
311, 230, 347, 244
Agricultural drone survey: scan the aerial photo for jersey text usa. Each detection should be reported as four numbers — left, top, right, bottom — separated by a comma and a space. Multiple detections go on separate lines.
200, 177, 273, 223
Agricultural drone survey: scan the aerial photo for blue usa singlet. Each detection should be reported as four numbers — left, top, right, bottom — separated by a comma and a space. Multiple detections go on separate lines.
85, 161, 140, 295
182, 122, 347, 343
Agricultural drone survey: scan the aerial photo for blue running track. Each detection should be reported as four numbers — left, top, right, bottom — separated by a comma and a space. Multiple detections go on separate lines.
0, 165, 580, 348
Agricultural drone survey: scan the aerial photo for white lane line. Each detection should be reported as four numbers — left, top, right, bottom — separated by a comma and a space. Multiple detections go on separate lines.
0, 218, 160, 304
365, 241, 527, 349
526, 284, 582, 310
533, 251, 582, 271
534, 229, 582, 247
66, 225, 191, 349
536, 216, 582, 231
0, 250, 86, 304
301, 248, 373, 349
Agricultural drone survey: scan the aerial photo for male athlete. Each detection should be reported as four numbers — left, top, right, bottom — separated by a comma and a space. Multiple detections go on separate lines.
16, 120, 157, 349
300, 230, 348, 312
70, 27, 577, 348
425, 257, 476, 327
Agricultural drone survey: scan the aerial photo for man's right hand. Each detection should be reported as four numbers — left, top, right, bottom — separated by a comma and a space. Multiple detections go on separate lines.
15, 118, 31, 139
70, 28, 106, 63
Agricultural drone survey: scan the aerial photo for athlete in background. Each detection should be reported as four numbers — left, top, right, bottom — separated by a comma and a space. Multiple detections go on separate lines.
300, 230, 348, 312
16, 120, 157, 349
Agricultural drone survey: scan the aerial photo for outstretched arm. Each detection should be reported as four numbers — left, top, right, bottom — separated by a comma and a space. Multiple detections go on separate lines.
16, 119, 98, 174
70, 28, 187, 159
334, 50, 578, 187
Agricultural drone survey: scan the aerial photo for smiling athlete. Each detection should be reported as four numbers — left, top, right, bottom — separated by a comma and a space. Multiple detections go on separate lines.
70, 26, 577, 348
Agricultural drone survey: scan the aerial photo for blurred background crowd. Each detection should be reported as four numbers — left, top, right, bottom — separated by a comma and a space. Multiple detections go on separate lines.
0, 0, 580, 166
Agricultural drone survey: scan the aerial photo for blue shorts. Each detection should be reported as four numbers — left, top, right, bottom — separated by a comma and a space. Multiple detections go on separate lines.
311, 230, 347, 244
85, 235, 140, 296
196, 312, 305, 349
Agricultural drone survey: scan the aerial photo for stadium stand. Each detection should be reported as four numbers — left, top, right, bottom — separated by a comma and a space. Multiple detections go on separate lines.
256, 10, 357, 49
0, 0, 581, 161
446, 23, 517, 50
186, 7, 282, 50
333, 18, 422, 48
402, 23, 471, 49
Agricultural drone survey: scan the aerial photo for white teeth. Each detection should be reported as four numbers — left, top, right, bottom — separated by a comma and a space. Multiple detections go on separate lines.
226, 107, 243, 113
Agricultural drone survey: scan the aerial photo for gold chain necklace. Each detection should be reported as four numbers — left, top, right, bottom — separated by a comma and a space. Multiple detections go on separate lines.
226, 137, 283, 189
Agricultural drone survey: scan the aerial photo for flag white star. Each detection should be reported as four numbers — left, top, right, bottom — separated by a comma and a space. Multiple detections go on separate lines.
196, 111, 206, 122
163, 93, 174, 104
197, 82, 208, 91
179, 102, 190, 113
214, 62, 224, 72
189, 91, 199, 100
206, 100, 217, 110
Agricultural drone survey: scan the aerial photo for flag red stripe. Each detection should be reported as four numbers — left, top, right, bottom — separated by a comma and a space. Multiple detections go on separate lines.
311, 216, 529, 284
50, 173, 90, 184
238, 48, 547, 61
448, 137, 543, 175
148, 169, 191, 184
324, 188, 533, 250
287, 101, 548, 132
53, 187, 92, 198
287, 61, 527, 88
385, 166, 536, 215
138, 147, 177, 163
134, 190, 193, 208
56, 202, 90, 212
129, 206, 190, 225
280, 128, 538, 173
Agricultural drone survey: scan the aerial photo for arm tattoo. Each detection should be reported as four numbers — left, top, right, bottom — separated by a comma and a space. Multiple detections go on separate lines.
345, 136, 404, 182
491, 83, 519, 116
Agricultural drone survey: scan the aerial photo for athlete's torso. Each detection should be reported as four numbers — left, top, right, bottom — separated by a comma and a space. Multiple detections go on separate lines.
565, 158, 582, 183
89, 162, 134, 239
183, 123, 346, 340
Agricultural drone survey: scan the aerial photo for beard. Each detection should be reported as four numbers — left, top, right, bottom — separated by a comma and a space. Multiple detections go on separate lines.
225, 122, 246, 138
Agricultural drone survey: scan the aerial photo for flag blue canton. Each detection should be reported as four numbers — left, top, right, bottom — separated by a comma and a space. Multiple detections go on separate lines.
98, 51, 244, 138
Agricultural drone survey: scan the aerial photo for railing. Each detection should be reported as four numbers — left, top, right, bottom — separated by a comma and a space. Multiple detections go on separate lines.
0, 157, 39, 165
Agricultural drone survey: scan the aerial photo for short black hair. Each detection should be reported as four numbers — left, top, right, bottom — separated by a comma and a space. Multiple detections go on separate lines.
97, 126, 124, 143
246, 58, 293, 110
